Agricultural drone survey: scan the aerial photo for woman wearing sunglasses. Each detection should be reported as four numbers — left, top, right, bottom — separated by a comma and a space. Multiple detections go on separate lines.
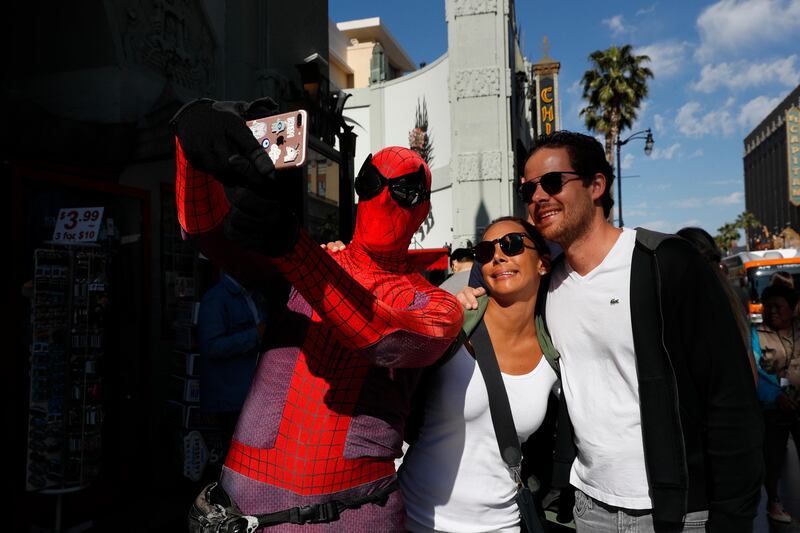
399, 216, 558, 533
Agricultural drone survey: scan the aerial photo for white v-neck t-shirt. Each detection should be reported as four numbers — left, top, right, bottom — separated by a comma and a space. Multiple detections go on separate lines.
546, 228, 651, 509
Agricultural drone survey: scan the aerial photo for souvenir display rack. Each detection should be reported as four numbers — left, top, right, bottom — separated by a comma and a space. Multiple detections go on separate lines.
27, 247, 108, 491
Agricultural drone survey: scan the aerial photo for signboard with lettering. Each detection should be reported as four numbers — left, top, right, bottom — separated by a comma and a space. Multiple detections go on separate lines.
52, 207, 104, 244
537, 75, 556, 137
788, 107, 800, 206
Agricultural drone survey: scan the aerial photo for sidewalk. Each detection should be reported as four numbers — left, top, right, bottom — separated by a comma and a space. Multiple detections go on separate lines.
754, 435, 800, 533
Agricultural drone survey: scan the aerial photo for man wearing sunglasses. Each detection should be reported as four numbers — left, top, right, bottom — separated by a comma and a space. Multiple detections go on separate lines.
527, 131, 762, 532
463, 131, 762, 532
171, 98, 463, 532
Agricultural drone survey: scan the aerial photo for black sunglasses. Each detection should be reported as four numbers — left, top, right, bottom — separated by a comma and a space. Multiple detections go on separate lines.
518, 171, 585, 204
355, 154, 430, 208
472, 232, 537, 264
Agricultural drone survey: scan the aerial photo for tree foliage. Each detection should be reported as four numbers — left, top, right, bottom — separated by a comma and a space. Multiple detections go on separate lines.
580, 45, 653, 165
715, 211, 763, 255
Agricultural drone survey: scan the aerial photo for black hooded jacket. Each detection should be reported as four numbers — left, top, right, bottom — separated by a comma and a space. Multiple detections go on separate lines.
544, 229, 763, 533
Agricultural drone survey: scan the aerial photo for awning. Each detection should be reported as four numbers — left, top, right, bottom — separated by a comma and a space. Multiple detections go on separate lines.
408, 247, 449, 271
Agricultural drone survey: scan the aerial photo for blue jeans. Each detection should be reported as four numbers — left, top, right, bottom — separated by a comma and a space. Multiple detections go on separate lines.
573, 489, 708, 533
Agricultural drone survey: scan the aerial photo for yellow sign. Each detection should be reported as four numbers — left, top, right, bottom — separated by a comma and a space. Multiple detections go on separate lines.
788, 106, 800, 206
537, 76, 556, 137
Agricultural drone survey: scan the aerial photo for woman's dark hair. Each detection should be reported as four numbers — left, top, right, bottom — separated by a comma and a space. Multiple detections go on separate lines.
677, 227, 722, 264
677, 226, 753, 364
762, 284, 799, 311
527, 131, 615, 218
450, 248, 475, 263
483, 216, 550, 256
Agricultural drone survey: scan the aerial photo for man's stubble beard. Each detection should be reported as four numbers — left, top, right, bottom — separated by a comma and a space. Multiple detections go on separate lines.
536, 194, 595, 249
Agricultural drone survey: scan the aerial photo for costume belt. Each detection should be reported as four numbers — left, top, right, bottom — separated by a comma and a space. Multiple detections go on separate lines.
189, 479, 399, 532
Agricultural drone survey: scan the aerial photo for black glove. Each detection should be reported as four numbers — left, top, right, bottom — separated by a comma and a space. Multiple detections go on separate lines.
170, 97, 278, 191
224, 187, 299, 257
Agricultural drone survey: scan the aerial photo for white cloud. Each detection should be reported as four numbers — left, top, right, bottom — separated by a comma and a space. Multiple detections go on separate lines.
695, 0, 800, 61
636, 4, 657, 16
674, 101, 735, 138
622, 153, 636, 169
710, 191, 745, 205
690, 148, 705, 158
650, 142, 681, 160
671, 197, 705, 209
603, 14, 631, 36
637, 42, 690, 78
669, 191, 744, 210
567, 79, 582, 95
709, 179, 740, 186
654, 114, 666, 134
641, 219, 672, 232
693, 56, 800, 93
738, 94, 786, 130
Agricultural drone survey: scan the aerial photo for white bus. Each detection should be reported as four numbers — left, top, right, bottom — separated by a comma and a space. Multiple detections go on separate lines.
721, 249, 800, 323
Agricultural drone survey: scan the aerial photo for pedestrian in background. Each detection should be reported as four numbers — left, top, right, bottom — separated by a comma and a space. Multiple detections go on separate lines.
753, 283, 800, 524
677, 226, 756, 381
439, 247, 475, 294
197, 272, 267, 442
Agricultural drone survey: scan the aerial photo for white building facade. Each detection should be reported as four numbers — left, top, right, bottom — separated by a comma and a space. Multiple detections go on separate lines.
336, 0, 535, 251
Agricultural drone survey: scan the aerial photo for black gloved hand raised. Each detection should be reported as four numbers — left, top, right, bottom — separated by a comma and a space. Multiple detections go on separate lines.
171, 97, 300, 257
170, 97, 278, 191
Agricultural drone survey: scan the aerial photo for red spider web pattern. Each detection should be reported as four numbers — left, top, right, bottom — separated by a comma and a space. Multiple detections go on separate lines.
225, 338, 394, 494
372, 146, 428, 184
175, 137, 230, 234
175, 142, 462, 496
273, 232, 462, 351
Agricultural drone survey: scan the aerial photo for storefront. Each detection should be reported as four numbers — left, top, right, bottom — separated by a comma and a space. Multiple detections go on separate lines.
10, 162, 151, 530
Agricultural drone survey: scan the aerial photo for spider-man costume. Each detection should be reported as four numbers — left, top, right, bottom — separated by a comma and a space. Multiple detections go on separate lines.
174, 102, 463, 531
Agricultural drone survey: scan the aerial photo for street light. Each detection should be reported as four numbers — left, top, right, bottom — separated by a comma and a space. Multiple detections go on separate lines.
615, 128, 654, 227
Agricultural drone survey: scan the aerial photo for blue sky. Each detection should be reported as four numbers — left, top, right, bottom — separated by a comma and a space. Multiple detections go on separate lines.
330, 0, 800, 237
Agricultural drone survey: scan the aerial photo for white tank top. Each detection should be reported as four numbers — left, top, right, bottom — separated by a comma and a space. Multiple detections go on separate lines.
400, 344, 558, 533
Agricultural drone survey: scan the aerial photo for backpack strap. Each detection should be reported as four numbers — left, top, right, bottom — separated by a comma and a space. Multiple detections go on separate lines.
534, 272, 561, 378
437, 293, 490, 366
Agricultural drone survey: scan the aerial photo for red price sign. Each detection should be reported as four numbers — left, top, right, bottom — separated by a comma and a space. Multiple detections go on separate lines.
53, 207, 104, 244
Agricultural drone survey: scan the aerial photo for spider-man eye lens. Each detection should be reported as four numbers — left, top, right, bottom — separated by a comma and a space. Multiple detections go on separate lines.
389, 166, 429, 207
355, 156, 430, 207
355, 155, 385, 200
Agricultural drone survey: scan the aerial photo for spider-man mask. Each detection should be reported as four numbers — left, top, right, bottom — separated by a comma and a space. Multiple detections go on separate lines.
352, 147, 432, 255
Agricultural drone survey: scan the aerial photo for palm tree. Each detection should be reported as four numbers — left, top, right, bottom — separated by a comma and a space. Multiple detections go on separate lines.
580, 45, 653, 165
716, 222, 741, 256
735, 211, 761, 251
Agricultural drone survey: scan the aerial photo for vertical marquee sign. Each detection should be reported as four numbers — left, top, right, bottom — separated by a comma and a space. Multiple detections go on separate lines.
789, 106, 800, 206
538, 76, 556, 136
532, 37, 560, 140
